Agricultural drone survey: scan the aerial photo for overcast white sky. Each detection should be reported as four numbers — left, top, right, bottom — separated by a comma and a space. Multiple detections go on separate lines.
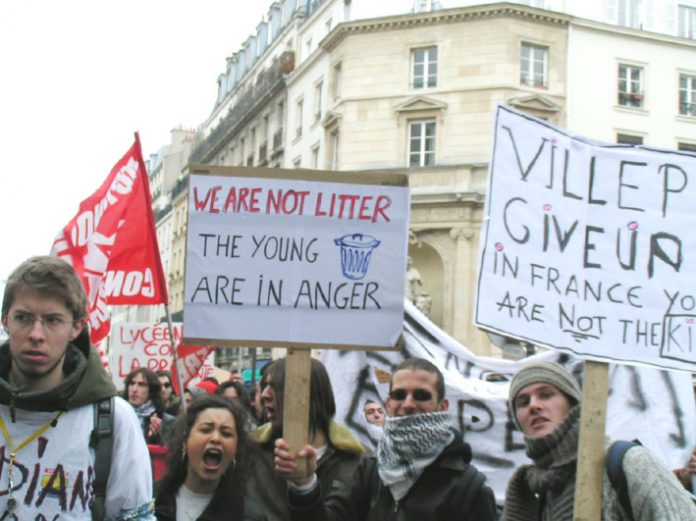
0, 0, 270, 285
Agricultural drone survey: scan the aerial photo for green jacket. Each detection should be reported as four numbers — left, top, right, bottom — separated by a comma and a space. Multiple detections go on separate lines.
0, 328, 116, 415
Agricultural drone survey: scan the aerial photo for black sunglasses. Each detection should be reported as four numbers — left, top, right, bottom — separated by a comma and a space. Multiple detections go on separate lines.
388, 389, 433, 402
162, 383, 171, 388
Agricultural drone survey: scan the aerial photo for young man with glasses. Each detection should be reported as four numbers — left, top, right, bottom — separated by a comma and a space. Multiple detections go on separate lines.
274, 357, 497, 520
0, 256, 155, 520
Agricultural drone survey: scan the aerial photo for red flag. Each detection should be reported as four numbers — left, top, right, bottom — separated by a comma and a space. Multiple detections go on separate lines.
51, 133, 168, 346
170, 344, 215, 393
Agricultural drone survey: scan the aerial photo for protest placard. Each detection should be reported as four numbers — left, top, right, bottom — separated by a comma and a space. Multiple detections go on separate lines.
476, 106, 696, 372
322, 300, 696, 502
109, 322, 215, 388
183, 166, 410, 350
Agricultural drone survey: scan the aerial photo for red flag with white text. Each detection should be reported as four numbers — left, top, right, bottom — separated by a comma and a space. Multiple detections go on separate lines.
170, 344, 215, 393
51, 133, 168, 347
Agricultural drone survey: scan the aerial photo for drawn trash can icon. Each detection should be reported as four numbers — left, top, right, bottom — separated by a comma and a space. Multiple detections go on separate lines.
334, 233, 381, 280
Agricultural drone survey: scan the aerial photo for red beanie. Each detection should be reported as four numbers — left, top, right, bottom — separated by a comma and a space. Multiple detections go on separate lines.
195, 380, 218, 395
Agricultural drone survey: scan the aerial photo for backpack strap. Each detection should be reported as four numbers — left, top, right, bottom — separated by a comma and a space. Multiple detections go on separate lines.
606, 439, 641, 521
90, 397, 115, 521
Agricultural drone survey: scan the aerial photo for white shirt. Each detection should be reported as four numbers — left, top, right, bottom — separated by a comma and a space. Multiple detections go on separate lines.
175, 485, 213, 521
0, 397, 153, 520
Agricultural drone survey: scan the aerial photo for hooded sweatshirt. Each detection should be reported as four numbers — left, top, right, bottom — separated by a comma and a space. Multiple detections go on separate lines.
0, 330, 155, 520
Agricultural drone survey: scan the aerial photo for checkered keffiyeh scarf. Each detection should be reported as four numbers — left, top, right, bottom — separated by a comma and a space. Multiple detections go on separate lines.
377, 411, 455, 501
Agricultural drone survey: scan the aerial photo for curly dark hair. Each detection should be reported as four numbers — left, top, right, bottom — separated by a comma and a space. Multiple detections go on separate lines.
122, 368, 165, 414
157, 395, 249, 515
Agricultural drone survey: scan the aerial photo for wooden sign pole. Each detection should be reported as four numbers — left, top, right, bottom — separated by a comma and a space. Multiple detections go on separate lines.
573, 361, 609, 521
282, 348, 312, 477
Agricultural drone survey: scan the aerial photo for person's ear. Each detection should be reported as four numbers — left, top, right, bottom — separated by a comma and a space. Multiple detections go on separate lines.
69, 318, 86, 341
437, 398, 449, 412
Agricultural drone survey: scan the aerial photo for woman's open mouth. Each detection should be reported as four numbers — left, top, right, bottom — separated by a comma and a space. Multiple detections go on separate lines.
202, 448, 223, 470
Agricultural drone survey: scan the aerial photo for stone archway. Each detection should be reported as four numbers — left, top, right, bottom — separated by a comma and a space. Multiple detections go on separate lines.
407, 241, 444, 327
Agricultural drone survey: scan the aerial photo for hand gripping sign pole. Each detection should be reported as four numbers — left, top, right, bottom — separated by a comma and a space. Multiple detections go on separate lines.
182, 165, 410, 475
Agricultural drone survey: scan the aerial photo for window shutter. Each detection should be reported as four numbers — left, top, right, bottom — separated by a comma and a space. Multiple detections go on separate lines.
606, 0, 618, 24
665, 1, 677, 35
644, 0, 656, 30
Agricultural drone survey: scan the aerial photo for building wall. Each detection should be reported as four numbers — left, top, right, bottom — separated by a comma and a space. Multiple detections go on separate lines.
567, 19, 696, 147
152, 0, 696, 360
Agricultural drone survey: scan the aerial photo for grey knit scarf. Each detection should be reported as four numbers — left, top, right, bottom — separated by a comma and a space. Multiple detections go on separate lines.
504, 405, 581, 521
377, 411, 455, 500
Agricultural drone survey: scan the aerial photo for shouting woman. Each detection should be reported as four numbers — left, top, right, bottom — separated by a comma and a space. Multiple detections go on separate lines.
155, 395, 266, 521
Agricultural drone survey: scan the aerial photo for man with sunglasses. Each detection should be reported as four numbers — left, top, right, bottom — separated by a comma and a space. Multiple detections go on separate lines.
0, 256, 155, 520
274, 357, 497, 520
156, 369, 180, 416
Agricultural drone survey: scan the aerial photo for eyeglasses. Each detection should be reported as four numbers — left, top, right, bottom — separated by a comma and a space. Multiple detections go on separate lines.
8, 312, 75, 332
388, 389, 434, 402
162, 383, 171, 389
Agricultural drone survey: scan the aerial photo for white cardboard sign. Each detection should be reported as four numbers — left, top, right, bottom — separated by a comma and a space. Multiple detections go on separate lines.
476, 106, 696, 372
183, 167, 410, 349
109, 322, 215, 387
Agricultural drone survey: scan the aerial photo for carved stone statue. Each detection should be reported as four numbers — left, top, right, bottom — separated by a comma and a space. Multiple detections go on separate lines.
405, 257, 432, 317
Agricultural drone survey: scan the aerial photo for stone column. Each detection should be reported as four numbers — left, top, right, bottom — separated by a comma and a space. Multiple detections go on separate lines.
449, 226, 487, 354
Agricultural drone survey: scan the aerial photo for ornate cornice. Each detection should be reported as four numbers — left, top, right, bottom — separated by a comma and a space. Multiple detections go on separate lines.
321, 3, 570, 52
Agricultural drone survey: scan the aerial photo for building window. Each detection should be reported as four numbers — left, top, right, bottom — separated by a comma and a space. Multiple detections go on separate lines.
329, 131, 339, 170
520, 43, 548, 88
409, 120, 436, 167
293, 156, 301, 169
414, 0, 442, 12
325, 16, 333, 34
332, 62, 342, 100
314, 81, 323, 123
295, 98, 303, 138
311, 143, 320, 169
618, 0, 641, 29
679, 74, 696, 116
678, 5, 696, 38
239, 138, 246, 166
617, 133, 643, 145
618, 64, 643, 108
412, 47, 437, 89
678, 142, 696, 153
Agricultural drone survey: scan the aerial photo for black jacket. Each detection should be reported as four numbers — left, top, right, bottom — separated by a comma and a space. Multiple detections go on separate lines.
288, 434, 497, 521
155, 485, 267, 521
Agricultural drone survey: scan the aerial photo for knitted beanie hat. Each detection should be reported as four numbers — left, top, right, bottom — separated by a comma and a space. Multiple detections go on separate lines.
508, 361, 582, 427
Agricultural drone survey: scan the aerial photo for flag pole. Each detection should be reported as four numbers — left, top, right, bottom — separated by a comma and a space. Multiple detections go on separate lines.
164, 304, 187, 413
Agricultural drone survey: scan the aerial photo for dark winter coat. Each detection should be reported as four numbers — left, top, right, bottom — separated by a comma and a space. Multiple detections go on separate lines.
288, 434, 497, 521
246, 421, 365, 521
154, 485, 266, 521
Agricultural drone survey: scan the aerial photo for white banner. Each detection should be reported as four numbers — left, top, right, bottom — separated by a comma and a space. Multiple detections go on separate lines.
184, 168, 410, 349
109, 322, 215, 388
322, 300, 696, 501
476, 106, 696, 371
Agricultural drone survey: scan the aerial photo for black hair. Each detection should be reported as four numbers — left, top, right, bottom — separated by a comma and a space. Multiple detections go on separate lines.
157, 395, 248, 516
390, 357, 446, 402
123, 367, 165, 414
266, 357, 336, 439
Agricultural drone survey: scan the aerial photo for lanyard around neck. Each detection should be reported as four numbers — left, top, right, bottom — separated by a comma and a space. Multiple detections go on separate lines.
0, 411, 64, 456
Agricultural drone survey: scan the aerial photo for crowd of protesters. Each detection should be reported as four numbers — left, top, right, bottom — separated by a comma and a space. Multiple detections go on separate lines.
1, 256, 695, 520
